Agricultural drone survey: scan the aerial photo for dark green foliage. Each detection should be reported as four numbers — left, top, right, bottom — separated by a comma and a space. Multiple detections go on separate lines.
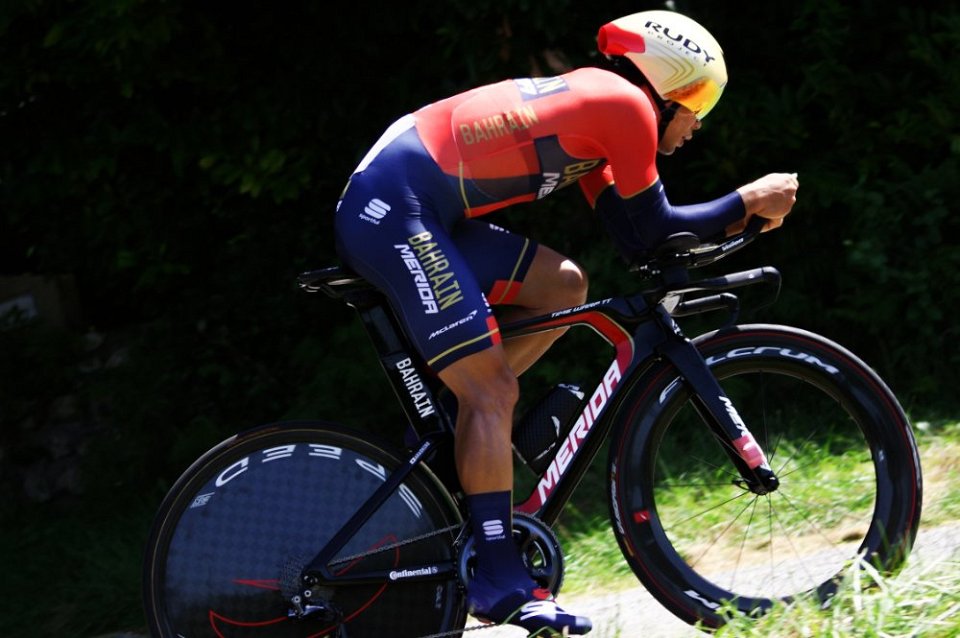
1, 1, 958, 634
708, 3, 960, 410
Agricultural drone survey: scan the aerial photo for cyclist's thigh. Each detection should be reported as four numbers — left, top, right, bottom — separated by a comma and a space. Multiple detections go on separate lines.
336, 177, 501, 373
451, 219, 539, 306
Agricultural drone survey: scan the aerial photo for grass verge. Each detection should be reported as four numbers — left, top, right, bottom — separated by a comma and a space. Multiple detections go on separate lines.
556, 420, 960, 635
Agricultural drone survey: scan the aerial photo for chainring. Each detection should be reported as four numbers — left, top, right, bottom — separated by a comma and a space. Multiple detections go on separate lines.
456, 511, 565, 595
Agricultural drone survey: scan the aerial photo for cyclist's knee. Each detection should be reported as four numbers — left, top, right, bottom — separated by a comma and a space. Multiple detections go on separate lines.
559, 259, 589, 307
540, 258, 588, 314
522, 246, 589, 312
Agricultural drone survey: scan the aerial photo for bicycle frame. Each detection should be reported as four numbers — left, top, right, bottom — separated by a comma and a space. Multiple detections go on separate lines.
294, 251, 782, 596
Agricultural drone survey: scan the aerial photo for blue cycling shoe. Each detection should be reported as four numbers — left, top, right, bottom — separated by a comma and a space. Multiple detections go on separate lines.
467, 582, 593, 636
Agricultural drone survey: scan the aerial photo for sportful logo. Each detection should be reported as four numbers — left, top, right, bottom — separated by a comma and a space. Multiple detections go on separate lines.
360, 198, 390, 224
482, 519, 506, 541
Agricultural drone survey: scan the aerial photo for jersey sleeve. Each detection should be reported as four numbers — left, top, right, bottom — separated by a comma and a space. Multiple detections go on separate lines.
569, 71, 745, 263
592, 178, 746, 264
566, 69, 661, 199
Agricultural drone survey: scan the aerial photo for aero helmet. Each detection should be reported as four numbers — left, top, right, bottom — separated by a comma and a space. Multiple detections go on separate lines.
597, 10, 727, 119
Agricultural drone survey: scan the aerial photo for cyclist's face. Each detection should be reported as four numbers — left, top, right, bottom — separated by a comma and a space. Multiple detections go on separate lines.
658, 106, 701, 155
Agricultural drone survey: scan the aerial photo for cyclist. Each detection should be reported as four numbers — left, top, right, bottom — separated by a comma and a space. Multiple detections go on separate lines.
334, 9, 798, 636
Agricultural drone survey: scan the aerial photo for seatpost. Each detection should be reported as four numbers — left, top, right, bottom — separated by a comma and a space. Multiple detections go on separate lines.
345, 291, 448, 435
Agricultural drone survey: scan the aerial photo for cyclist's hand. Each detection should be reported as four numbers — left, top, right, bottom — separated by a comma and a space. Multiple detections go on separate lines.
728, 173, 799, 234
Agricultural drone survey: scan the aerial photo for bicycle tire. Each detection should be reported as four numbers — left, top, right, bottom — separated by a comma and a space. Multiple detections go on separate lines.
143, 421, 466, 638
608, 324, 922, 627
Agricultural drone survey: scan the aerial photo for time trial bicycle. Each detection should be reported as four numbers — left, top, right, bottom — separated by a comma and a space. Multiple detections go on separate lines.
142, 220, 922, 637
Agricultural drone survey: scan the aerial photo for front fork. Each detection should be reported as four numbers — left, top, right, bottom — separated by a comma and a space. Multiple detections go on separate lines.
654, 311, 780, 495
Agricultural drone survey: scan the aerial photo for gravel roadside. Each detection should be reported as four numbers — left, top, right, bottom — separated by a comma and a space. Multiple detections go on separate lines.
466, 521, 960, 638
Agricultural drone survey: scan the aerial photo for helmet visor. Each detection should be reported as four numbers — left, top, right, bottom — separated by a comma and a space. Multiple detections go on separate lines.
664, 77, 724, 119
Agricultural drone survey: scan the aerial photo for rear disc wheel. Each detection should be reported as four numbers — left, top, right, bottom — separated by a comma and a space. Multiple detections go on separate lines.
143, 421, 466, 637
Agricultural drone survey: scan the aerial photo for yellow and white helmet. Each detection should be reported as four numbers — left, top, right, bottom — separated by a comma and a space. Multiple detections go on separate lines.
597, 10, 727, 119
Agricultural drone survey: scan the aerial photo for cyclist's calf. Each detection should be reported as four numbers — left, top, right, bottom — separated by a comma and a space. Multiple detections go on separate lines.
439, 346, 519, 494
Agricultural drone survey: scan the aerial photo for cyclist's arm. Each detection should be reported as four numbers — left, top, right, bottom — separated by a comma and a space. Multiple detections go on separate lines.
580, 165, 745, 262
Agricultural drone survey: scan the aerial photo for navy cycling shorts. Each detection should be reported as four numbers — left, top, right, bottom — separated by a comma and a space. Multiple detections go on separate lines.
334, 116, 538, 372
